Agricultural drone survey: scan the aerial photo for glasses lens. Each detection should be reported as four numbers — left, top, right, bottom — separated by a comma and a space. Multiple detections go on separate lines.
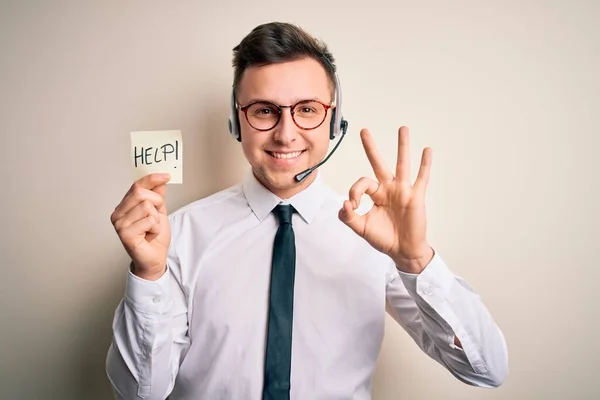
246, 102, 280, 130
292, 100, 327, 129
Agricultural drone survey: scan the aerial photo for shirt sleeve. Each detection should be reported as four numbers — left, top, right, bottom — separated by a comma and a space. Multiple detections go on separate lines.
106, 232, 189, 399
385, 251, 508, 388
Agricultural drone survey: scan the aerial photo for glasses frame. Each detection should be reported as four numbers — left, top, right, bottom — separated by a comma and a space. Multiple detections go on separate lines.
238, 99, 333, 132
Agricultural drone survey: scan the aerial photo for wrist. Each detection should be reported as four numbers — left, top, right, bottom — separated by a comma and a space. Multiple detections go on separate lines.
131, 262, 167, 281
392, 245, 434, 274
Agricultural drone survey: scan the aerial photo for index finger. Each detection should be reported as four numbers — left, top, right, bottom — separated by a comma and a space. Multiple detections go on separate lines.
136, 173, 171, 190
119, 173, 170, 210
136, 173, 170, 213
123, 173, 170, 198
360, 128, 394, 182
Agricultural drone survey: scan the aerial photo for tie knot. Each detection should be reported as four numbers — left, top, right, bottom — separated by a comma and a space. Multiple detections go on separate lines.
273, 204, 294, 225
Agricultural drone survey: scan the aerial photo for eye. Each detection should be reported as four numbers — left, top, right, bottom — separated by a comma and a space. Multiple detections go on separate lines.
256, 108, 272, 115
249, 103, 279, 118
299, 106, 317, 114
294, 101, 324, 117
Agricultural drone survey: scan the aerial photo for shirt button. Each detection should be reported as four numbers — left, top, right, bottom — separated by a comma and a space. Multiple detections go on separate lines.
422, 287, 433, 296
152, 296, 162, 303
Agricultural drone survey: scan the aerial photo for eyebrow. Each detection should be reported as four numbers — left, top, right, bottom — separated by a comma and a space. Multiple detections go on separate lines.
239, 97, 328, 106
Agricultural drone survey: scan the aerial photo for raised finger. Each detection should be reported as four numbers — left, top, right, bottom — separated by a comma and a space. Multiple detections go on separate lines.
360, 128, 394, 182
414, 147, 433, 191
396, 126, 411, 183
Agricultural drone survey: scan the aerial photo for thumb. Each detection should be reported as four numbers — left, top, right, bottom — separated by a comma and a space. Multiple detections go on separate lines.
338, 199, 366, 237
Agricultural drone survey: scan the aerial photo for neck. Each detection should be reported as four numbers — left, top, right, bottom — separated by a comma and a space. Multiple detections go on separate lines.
254, 170, 318, 199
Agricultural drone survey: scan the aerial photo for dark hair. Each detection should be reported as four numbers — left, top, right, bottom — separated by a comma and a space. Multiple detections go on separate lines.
232, 22, 336, 98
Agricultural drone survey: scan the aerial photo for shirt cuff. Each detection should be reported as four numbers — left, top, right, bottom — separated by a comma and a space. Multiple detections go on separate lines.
397, 252, 456, 300
125, 266, 171, 315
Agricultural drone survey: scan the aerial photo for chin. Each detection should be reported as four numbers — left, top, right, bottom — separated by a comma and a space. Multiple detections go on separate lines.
267, 172, 302, 189
256, 167, 310, 194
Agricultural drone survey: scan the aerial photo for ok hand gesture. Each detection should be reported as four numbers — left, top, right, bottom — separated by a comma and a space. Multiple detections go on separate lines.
339, 126, 434, 274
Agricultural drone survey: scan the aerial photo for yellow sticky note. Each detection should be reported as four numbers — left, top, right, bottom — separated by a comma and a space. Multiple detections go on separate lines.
130, 130, 182, 184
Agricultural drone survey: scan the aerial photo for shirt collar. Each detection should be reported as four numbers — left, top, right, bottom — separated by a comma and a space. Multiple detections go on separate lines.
242, 170, 328, 224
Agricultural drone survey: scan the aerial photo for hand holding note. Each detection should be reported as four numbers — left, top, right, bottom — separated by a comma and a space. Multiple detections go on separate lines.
131, 130, 183, 184
110, 173, 172, 281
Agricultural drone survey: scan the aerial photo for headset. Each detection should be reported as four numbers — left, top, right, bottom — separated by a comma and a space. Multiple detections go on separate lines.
227, 57, 349, 182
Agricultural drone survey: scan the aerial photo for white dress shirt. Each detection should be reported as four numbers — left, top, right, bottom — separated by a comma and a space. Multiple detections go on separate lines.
106, 171, 508, 400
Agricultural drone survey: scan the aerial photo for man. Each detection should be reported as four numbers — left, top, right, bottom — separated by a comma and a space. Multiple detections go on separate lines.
107, 22, 508, 400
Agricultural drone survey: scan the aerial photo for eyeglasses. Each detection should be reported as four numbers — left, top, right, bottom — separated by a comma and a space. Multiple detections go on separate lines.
238, 99, 333, 131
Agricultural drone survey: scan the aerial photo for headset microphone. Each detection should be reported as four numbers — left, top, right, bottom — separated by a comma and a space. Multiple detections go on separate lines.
294, 120, 348, 182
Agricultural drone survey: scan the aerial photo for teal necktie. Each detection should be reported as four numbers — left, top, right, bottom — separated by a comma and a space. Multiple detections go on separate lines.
263, 204, 296, 400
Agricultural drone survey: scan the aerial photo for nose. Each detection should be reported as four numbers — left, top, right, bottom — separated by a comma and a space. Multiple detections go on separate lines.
272, 107, 298, 145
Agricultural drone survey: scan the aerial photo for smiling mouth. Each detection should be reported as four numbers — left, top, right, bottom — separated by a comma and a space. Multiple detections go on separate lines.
266, 150, 305, 159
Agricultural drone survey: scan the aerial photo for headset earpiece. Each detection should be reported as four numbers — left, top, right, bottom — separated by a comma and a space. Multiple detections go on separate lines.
329, 65, 348, 141
329, 109, 337, 140
340, 119, 348, 135
228, 89, 241, 142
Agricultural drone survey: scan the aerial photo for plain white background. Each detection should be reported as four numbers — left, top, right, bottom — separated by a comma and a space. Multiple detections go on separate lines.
1, 1, 598, 399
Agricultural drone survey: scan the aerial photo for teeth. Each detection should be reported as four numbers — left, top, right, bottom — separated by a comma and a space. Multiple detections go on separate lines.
271, 151, 302, 159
